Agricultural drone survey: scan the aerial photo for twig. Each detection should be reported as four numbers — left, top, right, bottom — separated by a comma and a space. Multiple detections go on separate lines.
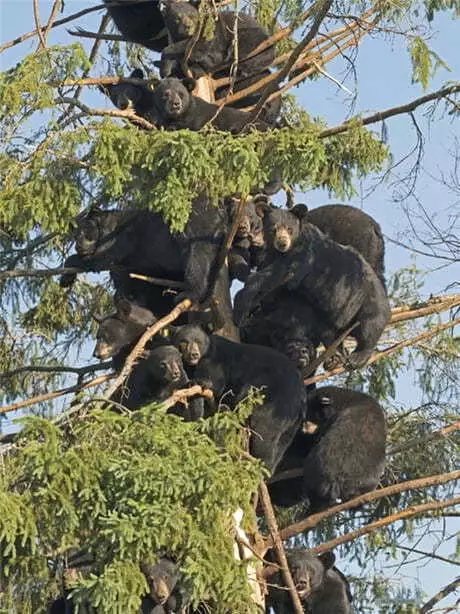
259, 482, 304, 614
385, 543, 460, 567
310, 497, 460, 554
1, 362, 111, 380
104, 299, 192, 401
312, 60, 354, 95
267, 470, 460, 545
319, 84, 460, 138
42, 0, 63, 46
0, 374, 113, 415
0, 4, 107, 53
420, 578, 460, 613
67, 29, 126, 43
33, 0, 47, 50
304, 316, 460, 386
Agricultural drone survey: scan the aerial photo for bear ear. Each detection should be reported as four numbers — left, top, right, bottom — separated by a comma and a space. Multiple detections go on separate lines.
115, 297, 133, 321
319, 551, 335, 570
130, 68, 144, 80
182, 77, 197, 93
291, 203, 309, 219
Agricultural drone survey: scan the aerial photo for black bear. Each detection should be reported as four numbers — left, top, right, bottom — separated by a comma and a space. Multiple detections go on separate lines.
302, 386, 387, 510
226, 196, 265, 282
159, 1, 274, 79
140, 557, 184, 613
100, 68, 159, 125
239, 291, 325, 377
171, 324, 306, 472
303, 203, 386, 288
103, 0, 168, 52
266, 549, 352, 613
266, 428, 313, 509
92, 300, 203, 417
152, 77, 270, 134
60, 197, 237, 340
234, 205, 390, 369
124, 344, 205, 419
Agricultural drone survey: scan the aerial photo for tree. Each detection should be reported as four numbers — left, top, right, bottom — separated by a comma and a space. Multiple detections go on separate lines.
0, 1, 459, 613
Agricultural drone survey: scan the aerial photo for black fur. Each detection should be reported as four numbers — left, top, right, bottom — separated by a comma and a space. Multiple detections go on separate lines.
60, 198, 237, 340
159, 2, 274, 79
303, 203, 386, 288
100, 68, 159, 125
172, 324, 306, 471
302, 386, 386, 510
104, 0, 168, 52
153, 77, 271, 134
234, 206, 390, 369
267, 549, 352, 614
227, 197, 265, 282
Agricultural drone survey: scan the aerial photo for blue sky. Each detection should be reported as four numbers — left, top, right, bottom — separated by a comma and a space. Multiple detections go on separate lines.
1, 2, 459, 610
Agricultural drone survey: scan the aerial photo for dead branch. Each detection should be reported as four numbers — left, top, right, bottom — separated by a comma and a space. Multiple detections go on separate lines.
249, 0, 334, 122
161, 385, 214, 411
390, 294, 460, 323
319, 83, 460, 138
0, 3, 107, 53
420, 577, 460, 613
0, 266, 183, 290
42, 1, 63, 46
259, 481, 304, 614
310, 497, 460, 554
266, 470, 460, 546
304, 316, 460, 386
32, 0, 47, 50
0, 374, 113, 415
1, 362, 111, 380
54, 97, 156, 130
67, 28, 127, 43
388, 421, 460, 456
104, 299, 192, 401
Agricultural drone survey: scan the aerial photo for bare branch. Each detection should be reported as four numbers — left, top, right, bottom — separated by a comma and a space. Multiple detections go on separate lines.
304, 316, 460, 386
54, 97, 156, 130
1, 362, 111, 380
0, 374, 113, 415
420, 577, 460, 613
249, 0, 334, 122
32, 0, 47, 50
389, 421, 460, 455
259, 481, 304, 614
386, 543, 460, 567
319, 84, 460, 139
310, 497, 460, 554
267, 470, 460, 546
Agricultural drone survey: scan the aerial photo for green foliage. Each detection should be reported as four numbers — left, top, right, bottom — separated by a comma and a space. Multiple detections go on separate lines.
0, 399, 265, 613
409, 36, 451, 89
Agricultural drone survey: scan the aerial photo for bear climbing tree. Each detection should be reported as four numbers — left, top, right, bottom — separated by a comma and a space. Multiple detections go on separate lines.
0, 1, 459, 613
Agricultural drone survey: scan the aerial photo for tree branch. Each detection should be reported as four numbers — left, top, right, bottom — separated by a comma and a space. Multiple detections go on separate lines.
420, 577, 460, 613
259, 482, 304, 614
310, 497, 460, 554
267, 470, 460, 546
0, 374, 113, 415
385, 543, 460, 567
248, 0, 334, 122
388, 421, 460, 455
0, 265, 183, 289
319, 84, 460, 138
0, 362, 111, 381
304, 316, 460, 386
54, 97, 156, 130
104, 299, 192, 401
